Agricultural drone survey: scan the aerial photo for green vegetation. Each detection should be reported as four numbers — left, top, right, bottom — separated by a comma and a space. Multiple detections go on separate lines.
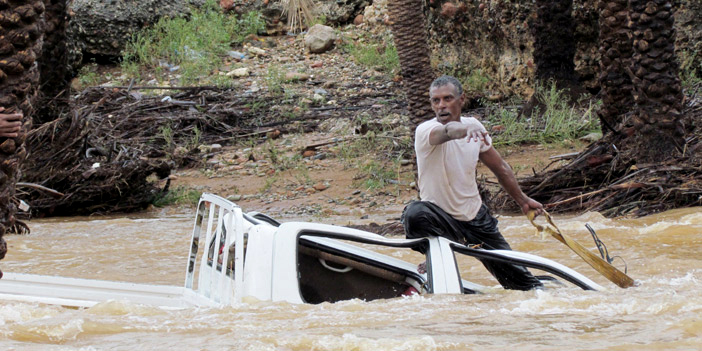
484, 82, 600, 146
188, 127, 202, 150
264, 140, 302, 172
260, 173, 280, 192
121, 0, 265, 85
310, 15, 327, 27
357, 159, 399, 191
344, 38, 400, 74
152, 186, 202, 207
265, 65, 285, 95
256, 140, 312, 189
160, 125, 174, 148
331, 113, 413, 191
209, 73, 238, 88
680, 50, 701, 89
462, 68, 490, 94
436, 61, 492, 94
76, 63, 101, 88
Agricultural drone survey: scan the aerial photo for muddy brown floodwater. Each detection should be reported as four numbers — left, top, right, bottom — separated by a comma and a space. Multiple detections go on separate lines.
1, 206, 701, 350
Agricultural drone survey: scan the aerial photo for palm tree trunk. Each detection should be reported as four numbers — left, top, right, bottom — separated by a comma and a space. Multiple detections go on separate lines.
387, 0, 435, 129
0, 0, 46, 258
627, 0, 684, 162
532, 0, 577, 83
597, 0, 635, 133
36, 0, 70, 124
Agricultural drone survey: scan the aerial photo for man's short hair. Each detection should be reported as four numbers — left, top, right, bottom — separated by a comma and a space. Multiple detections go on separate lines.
430, 75, 463, 96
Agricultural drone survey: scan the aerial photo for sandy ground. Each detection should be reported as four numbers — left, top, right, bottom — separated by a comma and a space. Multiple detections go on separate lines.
169, 127, 585, 226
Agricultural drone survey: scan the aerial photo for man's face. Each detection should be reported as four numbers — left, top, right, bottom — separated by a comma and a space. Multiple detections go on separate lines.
429, 83, 464, 124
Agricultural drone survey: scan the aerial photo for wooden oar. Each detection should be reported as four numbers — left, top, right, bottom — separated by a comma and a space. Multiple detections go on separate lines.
527, 210, 637, 288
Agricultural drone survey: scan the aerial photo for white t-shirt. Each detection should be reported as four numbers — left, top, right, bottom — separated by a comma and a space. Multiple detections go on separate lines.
415, 117, 493, 221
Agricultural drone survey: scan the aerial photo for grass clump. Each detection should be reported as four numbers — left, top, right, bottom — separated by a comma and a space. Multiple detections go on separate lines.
484, 82, 600, 146
679, 50, 701, 89
152, 186, 202, 207
121, 0, 264, 85
356, 160, 399, 191
75, 63, 102, 89
436, 61, 492, 95
344, 38, 399, 74
160, 124, 174, 149
462, 68, 490, 94
265, 65, 285, 95
333, 115, 413, 191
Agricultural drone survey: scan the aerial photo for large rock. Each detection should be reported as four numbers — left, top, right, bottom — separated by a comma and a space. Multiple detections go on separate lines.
67, 0, 205, 64
304, 24, 336, 53
423, 0, 701, 98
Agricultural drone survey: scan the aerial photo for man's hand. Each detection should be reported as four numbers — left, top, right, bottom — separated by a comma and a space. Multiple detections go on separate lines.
520, 197, 544, 216
0, 107, 22, 138
466, 129, 490, 146
444, 120, 490, 145
463, 119, 490, 146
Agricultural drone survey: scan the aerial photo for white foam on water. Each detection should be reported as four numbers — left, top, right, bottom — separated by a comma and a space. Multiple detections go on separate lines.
281, 333, 445, 351
668, 270, 700, 286
11, 316, 85, 343
0, 302, 63, 328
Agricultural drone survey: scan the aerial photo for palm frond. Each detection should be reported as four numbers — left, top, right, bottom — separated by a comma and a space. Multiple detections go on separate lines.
281, 0, 316, 33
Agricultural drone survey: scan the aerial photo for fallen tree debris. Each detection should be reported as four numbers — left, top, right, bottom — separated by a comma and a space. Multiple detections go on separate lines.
484, 83, 702, 217
19, 84, 407, 217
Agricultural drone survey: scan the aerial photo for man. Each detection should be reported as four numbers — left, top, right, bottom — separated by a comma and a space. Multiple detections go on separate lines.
402, 75, 544, 290
0, 107, 22, 138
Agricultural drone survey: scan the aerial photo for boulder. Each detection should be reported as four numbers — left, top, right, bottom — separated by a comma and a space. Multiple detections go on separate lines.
67, 0, 205, 65
424, 0, 702, 98
304, 24, 336, 54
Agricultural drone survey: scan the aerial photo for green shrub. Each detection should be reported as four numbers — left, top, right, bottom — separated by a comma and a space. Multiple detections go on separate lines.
463, 68, 490, 94
679, 50, 701, 89
121, 0, 264, 85
76, 63, 101, 88
357, 160, 398, 191
437, 62, 491, 94
152, 186, 202, 207
484, 82, 600, 146
344, 38, 399, 74
265, 65, 285, 95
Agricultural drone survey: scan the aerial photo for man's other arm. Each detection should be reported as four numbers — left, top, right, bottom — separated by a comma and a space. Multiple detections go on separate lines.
479, 147, 543, 215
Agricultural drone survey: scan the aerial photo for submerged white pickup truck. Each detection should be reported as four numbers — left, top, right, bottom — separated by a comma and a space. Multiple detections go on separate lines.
0, 193, 603, 308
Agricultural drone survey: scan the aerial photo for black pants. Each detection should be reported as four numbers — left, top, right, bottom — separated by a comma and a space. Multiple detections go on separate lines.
401, 201, 543, 291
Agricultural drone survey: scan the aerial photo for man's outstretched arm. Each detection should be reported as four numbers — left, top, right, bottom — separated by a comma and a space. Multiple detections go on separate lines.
429, 121, 490, 146
479, 147, 543, 215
